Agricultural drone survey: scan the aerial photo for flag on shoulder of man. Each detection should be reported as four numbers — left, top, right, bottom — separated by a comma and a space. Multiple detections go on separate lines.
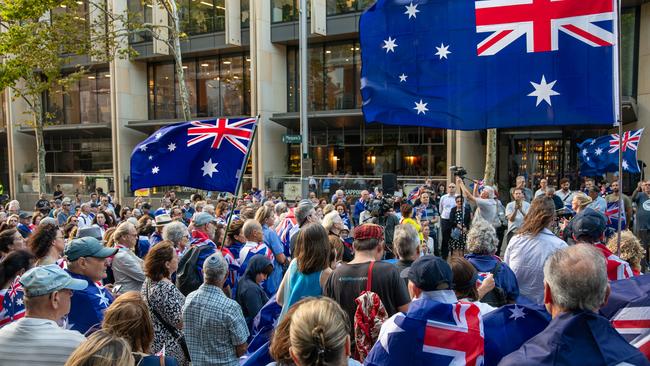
130, 117, 258, 193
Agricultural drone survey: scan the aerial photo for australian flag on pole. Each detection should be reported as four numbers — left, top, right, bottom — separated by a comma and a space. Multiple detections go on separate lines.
130, 117, 258, 193
578, 128, 644, 176
359, 0, 617, 130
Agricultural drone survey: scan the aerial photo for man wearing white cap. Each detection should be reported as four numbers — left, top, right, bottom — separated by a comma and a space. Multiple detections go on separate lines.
0, 264, 88, 365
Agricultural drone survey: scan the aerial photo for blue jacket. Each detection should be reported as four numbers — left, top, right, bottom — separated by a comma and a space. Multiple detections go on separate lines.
499, 311, 650, 366
465, 254, 519, 302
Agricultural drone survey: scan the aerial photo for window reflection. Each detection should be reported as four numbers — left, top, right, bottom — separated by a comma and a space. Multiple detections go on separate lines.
45, 136, 112, 173
325, 44, 355, 110
45, 69, 111, 125
148, 54, 251, 119
309, 47, 325, 111
128, 0, 153, 43
271, 0, 298, 22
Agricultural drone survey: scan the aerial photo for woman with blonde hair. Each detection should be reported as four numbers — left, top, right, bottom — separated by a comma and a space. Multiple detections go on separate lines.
255, 205, 287, 295
102, 292, 179, 365
607, 231, 646, 276
64, 330, 134, 366
289, 297, 358, 366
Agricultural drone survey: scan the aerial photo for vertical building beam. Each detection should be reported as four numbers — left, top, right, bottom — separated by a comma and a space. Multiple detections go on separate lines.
89, 0, 108, 62
311, 0, 326, 36
152, 0, 170, 55
225, 0, 242, 46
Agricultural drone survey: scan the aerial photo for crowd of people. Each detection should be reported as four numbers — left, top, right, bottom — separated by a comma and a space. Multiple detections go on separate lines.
0, 175, 647, 365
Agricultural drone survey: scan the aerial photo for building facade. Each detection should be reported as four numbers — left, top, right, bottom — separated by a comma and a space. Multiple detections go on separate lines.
1, 0, 649, 203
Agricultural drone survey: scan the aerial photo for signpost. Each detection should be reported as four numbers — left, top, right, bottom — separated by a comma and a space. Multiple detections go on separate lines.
282, 134, 303, 144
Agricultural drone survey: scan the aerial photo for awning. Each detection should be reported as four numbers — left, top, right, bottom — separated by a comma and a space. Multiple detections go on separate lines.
270, 109, 364, 131
18, 123, 112, 138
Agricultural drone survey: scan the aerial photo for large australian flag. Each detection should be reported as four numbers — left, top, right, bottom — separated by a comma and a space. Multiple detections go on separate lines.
130, 117, 257, 193
360, 0, 617, 130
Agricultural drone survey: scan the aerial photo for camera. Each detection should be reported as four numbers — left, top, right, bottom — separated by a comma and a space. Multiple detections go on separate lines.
450, 166, 468, 179
369, 195, 393, 218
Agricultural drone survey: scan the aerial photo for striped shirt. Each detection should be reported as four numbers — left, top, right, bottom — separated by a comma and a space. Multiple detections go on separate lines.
0, 317, 86, 365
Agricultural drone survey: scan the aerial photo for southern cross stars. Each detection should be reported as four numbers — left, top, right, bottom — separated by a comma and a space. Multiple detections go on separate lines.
383, 37, 398, 53
509, 305, 526, 320
528, 75, 560, 107
140, 144, 147, 152
399, 74, 408, 82
152, 166, 160, 174
594, 147, 603, 156
435, 43, 451, 59
168, 142, 176, 152
404, 2, 419, 19
201, 159, 219, 178
414, 99, 429, 115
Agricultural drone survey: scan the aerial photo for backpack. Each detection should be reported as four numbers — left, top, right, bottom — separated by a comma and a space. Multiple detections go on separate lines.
479, 262, 508, 307
353, 261, 388, 362
176, 244, 214, 296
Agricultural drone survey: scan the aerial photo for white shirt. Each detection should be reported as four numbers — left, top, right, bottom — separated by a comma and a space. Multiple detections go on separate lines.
0, 317, 86, 365
534, 189, 546, 198
475, 197, 497, 225
77, 212, 93, 229
505, 200, 531, 232
555, 190, 575, 208
439, 194, 458, 220
504, 228, 567, 304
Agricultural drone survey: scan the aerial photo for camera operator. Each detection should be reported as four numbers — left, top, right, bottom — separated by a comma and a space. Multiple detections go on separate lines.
365, 195, 399, 259
456, 176, 498, 227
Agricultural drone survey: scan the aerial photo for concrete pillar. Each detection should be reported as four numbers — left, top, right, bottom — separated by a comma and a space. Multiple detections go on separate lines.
635, 3, 650, 175
455, 130, 485, 181
5, 87, 38, 201
110, 0, 149, 202
250, 0, 288, 190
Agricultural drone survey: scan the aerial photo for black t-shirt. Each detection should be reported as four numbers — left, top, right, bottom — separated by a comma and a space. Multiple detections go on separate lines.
324, 261, 410, 337
53, 190, 64, 200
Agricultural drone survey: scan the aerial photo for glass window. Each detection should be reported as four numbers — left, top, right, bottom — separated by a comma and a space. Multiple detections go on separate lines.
46, 85, 65, 125
215, 0, 225, 32
152, 63, 176, 119
272, 0, 297, 23
354, 41, 361, 108
79, 75, 98, 124
128, 0, 153, 43
309, 46, 325, 111
399, 127, 420, 145
244, 56, 251, 115
327, 0, 356, 15
178, 0, 191, 35
45, 136, 112, 173
241, 0, 250, 28
423, 128, 445, 145
325, 43, 355, 110
97, 73, 112, 124
621, 7, 638, 98
176, 61, 198, 117
221, 55, 244, 115
287, 48, 298, 112
363, 124, 382, 145
197, 58, 220, 117
63, 81, 81, 124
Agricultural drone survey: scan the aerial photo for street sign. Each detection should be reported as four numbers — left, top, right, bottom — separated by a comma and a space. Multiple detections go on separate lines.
282, 134, 302, 144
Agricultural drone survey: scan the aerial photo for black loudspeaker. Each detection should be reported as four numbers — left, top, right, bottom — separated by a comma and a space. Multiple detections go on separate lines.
382, 173, 397, 196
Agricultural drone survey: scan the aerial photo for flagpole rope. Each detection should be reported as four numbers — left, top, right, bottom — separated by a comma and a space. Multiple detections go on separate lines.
221, 115, 261, 249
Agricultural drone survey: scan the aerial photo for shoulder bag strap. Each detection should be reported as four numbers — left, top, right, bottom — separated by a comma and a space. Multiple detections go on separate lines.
490, 261, 501, 276
366, 261, 375, 292
145, 281, 191, 361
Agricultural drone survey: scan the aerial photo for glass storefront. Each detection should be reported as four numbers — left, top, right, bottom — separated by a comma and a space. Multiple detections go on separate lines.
287, 41, 362, 112
498, 128, 611, 191
44, 136, 113, 173
147, 53, 251, 120
128, 0, 250, 42
285, 124, 446, 177
271, 0, 374, 23
45, 69, 112, 125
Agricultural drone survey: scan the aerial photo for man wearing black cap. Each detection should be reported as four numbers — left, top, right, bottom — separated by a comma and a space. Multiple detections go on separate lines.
571, 212, 633, 281
16, 212, 33, 238
364, 255, 485, 365
324, 223, 410, 344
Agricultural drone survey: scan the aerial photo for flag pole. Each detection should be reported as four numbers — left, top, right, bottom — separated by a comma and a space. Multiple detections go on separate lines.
221, 115, 260, 248
613, 0, 623, 256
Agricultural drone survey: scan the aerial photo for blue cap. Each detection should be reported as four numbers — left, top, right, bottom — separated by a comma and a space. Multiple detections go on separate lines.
64, 236, 118, 261
194, 212, 217, 226
20, 264, 88, 297
572, 210, 606, 240
401, 255, 453, 291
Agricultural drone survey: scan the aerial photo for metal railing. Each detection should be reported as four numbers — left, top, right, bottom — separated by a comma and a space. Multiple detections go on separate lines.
18, 173, 114, 195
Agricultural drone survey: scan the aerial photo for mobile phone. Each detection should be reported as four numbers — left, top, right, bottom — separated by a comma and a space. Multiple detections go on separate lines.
112, 284, 122, 294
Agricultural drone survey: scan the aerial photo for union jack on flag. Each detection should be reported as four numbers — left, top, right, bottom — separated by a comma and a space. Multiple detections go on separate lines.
609, 129, 643, 154
610, 299, 650, 359
475, 0, 615, 56
187, 117, 256, 154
